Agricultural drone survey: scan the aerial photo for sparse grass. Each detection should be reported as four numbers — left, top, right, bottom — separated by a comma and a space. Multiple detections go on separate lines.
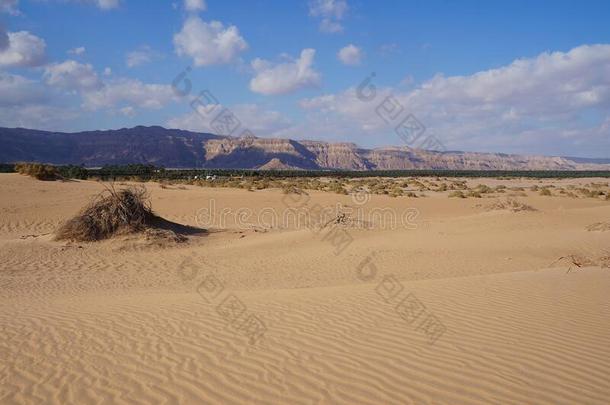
486, 198, 536, 212
98, 176, 610, 201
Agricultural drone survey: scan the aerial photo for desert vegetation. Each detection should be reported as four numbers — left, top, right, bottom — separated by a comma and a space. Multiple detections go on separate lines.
55, 185, 189, 243
4, 163, 610, 201
485, 198, 537, 212
15, 162, 60, 181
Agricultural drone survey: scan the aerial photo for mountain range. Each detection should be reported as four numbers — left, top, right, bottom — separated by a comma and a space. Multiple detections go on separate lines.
1, 126, 609, 171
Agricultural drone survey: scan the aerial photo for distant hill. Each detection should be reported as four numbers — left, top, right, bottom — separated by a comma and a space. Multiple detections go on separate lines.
562, 156, 610, 165
1, 126, 609, 171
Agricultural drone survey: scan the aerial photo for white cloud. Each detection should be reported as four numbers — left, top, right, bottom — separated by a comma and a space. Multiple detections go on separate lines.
309, 0, 348, 33
0, 104, 79, 129
173, 16, 248, 66
103, 67, 112, 76
68, 46, 86, 56
184, 0, 205, 12
167, 103, 293, 136
0, 71, 77, 129
1, 0, 119, 14
318, 19, 342, 34
0, 0, 20, 15
83, 78, 176, 111
54, 0, 120, 10
249, 48, 321, 95
44, 60, 102, 91
337, 44, 362, 65
0, 72, 46, 106
85, 0, 120, 10
0, 31, 46, 67
126, 45, 161, 67
299, 44, 610, 156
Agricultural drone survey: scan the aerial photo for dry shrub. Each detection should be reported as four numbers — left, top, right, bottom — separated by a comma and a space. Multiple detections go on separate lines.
550, 252, 610, 273
56, 185, 159, 242
486, 198, 536, 212
449, 190, 466, 198
15, 162, 59, 181
320, 212, 369, 229
550, 254, 595, 272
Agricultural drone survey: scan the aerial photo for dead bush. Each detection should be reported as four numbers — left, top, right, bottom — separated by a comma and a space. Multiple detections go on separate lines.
55, 185, 162, 242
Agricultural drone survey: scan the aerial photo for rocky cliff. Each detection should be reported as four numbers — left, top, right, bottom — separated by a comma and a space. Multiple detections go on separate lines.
0, 126, 608, 170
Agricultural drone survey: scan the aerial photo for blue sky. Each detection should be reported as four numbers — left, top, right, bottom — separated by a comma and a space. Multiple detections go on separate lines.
1, 0, 610, 157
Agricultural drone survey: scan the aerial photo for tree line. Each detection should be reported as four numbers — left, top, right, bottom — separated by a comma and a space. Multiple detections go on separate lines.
2, 163, 610, 179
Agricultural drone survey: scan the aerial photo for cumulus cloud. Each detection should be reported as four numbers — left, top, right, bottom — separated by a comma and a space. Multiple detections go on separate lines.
0, 104, 80, 129
0, 71, 77, 129
0, 31, 46, 67
184, 0, 205, 12
82, 78, 176, 111
309, 0, 348, 33
44, 60, 102, 92
249, 48, 321, 95
337, 44, 362, 65
0, 72, 47, 106
1, 0, 119, 14
173, 16, 248, 66
126, 45, 161, 67
68, 46, 86, 56
167, 103, 293, 136
299, 44, 610, 156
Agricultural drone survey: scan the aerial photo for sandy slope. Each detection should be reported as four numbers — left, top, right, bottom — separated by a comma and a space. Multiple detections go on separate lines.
1, 173, 609, 404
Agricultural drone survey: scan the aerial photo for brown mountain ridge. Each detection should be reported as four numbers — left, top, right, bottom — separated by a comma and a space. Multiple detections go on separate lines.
1, 126, 608, 170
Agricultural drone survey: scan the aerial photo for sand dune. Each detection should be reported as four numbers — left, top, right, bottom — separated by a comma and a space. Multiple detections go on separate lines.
1, 174, 610, 404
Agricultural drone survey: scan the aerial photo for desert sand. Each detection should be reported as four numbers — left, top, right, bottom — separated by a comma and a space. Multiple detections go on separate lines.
1, 173, 610, 404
